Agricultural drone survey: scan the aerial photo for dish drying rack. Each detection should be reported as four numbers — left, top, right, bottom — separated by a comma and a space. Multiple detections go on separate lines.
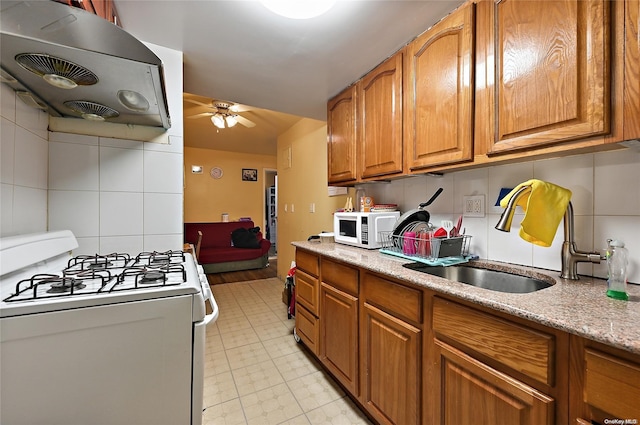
379, 223, 472, 266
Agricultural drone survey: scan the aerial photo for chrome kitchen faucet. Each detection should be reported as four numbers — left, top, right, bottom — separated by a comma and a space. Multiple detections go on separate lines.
495, 185, 602, 280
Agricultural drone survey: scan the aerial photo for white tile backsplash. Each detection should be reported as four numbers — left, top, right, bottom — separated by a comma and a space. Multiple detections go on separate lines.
99, 146, 144, 192
48, 190, 100, 237
594, 149, 640, 215
15, 96, 48, 140
360, 146, 640, 284
13, 186, 47, 235
143, 150, 183, 193
1, 83, 16, 121
49, 141, 99, 191
14, 126, 48, 189
1, 117, 15, 184
143, 193, 183, 234
99, 192, 144, 236
1, 183, 14, 235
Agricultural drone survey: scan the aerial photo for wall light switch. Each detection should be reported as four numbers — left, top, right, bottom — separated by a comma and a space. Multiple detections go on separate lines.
291, 204, 295, 213
463, 195, 485, 217
284, 204, 288, 213
309, 203, 315, 213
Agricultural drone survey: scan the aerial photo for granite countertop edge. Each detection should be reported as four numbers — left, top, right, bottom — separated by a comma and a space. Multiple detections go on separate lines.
292, 241, 640, 355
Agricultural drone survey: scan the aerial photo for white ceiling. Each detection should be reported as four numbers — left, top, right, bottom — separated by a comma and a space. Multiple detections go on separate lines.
114, 0, 465, 152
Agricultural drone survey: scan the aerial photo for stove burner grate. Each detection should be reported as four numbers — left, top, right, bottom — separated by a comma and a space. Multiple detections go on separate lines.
47, 277, 86, 294
3, 271, 113, 302
67, 253, 131, 271
114, 264, 186, 290
135, 250, 185, 267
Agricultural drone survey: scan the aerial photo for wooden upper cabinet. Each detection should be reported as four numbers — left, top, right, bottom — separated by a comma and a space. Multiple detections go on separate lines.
486, 0, 610, 154
624, 0, 640, 141
327, 85, 358, 184
404, 2, 475, 172
358, 52, 404, 180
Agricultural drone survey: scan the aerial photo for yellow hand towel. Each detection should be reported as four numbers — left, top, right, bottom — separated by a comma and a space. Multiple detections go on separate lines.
499, 179, 572, 247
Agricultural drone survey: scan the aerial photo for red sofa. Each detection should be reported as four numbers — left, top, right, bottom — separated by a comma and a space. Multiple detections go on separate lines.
184, 221, 271, 273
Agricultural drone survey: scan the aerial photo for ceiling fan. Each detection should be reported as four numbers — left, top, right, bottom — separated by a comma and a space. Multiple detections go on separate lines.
185, 98, 256, 129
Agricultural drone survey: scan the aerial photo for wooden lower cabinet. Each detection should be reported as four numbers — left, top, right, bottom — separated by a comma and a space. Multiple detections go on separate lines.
319, 282, 359, 395
361, 303, 421, 425
569, 336, 640, 424
433, 340, 554, 425
295, 303, 318, 354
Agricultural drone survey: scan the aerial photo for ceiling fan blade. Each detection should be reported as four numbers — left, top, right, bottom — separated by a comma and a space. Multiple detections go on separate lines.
229, 103, 252, 113
184, 98, 214, 108
236, 115, 256, 128
187, 112, 214, 119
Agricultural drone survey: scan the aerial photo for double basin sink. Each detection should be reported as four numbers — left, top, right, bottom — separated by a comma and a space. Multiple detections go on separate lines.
403, 262, 554, 294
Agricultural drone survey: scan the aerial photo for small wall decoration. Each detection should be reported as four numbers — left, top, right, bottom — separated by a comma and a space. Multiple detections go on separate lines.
242, 168, 258, 181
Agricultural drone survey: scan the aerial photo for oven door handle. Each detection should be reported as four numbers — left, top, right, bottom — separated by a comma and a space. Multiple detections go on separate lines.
202, 282, 219, 326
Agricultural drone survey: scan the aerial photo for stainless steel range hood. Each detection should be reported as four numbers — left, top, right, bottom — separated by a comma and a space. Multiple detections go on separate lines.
0, 0, 171, 140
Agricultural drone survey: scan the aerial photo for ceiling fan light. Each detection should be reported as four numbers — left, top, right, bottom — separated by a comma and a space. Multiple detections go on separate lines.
211, 113, 225, 128
225, 115, 238, 127
260, 0, 336, 19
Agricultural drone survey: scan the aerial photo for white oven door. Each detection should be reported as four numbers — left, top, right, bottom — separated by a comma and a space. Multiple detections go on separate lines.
192, 282, 219, 425
0, 296, 194, 425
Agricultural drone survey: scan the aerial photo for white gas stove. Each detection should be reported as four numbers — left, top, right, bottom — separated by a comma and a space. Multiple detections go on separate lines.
0, 230, 218, 425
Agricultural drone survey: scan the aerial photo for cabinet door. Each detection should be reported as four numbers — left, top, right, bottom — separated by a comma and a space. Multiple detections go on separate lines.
359, 52, 404, 179
488, 0, 610, 154
327, 85, 358, 184
361, 303, 420, 425
435, 340, 554, 425
625, 0, 640, 140
569, 336, 640, 424
319, 282, 359, 395
404, 2, 474, 171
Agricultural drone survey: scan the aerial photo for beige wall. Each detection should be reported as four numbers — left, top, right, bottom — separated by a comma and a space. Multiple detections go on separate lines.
184, 148, 277, 226
276, 118, 349, 280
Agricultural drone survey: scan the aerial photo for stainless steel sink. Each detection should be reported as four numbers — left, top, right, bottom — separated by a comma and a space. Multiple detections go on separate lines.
403, 263, 553, 293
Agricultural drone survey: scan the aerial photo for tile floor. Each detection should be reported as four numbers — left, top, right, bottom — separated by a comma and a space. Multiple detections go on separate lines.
202, 277, 374, 425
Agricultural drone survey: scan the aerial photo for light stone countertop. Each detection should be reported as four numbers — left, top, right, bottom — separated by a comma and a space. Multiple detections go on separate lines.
292, 241, 640, 355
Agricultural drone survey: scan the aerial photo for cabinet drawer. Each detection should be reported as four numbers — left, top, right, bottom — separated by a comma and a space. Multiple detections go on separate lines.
321, 258, 358, 296
296, 250, 319, 277
433, 297, 553, 385
296, 269, 319, 315
361, 272, 422, 325
584, 348, 640, 419
295, 303, 319, 355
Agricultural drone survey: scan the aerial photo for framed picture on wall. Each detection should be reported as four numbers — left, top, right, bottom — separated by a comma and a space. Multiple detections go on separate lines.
242, 168, 258, 181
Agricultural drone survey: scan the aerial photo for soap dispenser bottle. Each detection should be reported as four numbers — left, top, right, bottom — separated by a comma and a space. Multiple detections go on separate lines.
606, 239, 629, 301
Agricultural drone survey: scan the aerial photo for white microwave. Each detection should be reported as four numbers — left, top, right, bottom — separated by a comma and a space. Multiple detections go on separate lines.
333, 211, 400, 249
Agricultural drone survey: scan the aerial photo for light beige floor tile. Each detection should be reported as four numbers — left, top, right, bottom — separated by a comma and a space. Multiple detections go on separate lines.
225, 341, 271, 370
202, 398, 247, 425
220, 327, 261, 350
287, 370, 345, 413
246, 310, 282, 326
241, 303, 273, 315
205, 333, 224, 354
232, 359, 285, 396
204, 350, 230, 377
217, 317, 252, 334
241, 382, 304, 425
273, 350, 322, 382
279, 415, 312, 425
253, 320, 293, 342
263, 334, 301, 359
305, 396, 373, 425
203, 370, 239, 408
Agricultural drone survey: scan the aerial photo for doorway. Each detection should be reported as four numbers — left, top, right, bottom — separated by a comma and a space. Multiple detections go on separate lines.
263, 169, 277, 258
